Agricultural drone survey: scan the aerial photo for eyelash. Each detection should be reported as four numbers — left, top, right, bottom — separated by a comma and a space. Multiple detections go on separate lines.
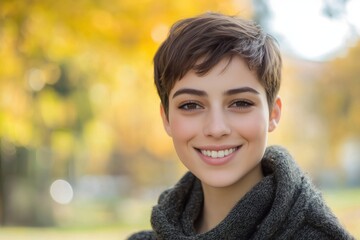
229, 100, 254, 109
178, 100, 253, 111
178, 101, 203, 111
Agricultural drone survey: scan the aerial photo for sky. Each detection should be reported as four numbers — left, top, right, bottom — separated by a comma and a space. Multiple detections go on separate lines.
267, 0, 360, 61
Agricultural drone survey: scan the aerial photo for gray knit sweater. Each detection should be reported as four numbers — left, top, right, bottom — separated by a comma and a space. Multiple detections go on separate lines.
128, 146, 354, 239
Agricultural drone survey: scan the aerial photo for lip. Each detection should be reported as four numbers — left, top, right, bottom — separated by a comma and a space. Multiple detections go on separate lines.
195, 145, 241, 166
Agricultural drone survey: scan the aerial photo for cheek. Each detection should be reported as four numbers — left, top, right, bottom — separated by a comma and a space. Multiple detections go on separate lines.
169, 115, 199, 141
233, 111, 269, 140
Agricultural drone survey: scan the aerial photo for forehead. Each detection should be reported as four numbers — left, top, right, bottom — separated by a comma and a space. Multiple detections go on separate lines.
169, 56, 265, 97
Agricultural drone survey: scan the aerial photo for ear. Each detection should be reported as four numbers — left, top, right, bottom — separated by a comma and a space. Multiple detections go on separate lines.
160, 104, 172, 137
268, 96, 282, 132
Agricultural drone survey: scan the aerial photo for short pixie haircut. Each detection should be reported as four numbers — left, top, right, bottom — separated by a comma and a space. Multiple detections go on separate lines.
154, 12, 282, 116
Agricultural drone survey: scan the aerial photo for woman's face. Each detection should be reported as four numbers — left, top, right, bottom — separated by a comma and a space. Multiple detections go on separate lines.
161, 56, 281, 189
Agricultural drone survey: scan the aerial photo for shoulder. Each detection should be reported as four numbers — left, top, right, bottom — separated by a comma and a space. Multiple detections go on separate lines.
294, 223, 355, 240
127, 230, 156, 240
294, 224, 343, 240
300, 197, 355, 239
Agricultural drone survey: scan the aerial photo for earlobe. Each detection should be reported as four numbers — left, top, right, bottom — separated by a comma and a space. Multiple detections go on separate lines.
160, 104, 172, 137
268, 97, 282, 132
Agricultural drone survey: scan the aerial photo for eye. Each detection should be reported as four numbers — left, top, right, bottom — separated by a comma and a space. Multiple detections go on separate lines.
178, 101, 203, 111
229, 100, 254, 109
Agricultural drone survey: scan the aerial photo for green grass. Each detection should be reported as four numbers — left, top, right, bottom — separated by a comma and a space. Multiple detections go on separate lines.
0, 188, 359, 239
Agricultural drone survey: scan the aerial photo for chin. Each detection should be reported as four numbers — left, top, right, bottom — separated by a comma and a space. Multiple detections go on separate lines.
198, 171, 244, 188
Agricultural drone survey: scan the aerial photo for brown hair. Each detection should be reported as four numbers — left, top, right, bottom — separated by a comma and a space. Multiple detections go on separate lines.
154, 12, 282, 116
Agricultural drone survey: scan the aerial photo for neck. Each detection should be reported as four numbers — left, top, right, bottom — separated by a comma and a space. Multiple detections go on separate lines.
195, 163, 263, 233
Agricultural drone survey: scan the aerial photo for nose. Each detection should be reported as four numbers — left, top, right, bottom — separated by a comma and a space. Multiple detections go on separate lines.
203, 108, 231, 138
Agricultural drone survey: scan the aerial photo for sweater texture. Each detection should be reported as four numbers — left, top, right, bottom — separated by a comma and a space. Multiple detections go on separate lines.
128, 146, 354, 239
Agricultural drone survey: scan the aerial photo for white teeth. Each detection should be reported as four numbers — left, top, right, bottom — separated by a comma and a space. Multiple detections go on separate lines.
218, 151, 224, 158
201, 148, 237, 158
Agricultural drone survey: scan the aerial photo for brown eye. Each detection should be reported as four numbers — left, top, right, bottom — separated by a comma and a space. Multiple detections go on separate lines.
230, 100, 253, 109
179, 102, 203, 110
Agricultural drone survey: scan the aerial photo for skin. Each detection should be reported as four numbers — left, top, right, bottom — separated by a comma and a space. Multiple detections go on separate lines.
160, 56, 282, 233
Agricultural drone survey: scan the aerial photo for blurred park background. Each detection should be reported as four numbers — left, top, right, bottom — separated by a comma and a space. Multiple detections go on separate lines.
0, 0, 360, 239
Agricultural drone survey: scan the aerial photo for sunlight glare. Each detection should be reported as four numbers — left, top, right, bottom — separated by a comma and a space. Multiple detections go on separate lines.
346, 0, 360, 35
269, 0, 352, 60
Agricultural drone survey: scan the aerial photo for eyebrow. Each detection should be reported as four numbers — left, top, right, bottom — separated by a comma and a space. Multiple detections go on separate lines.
172, 86, 259, 99
172, 88, 207, 99
225, 87, 260, 95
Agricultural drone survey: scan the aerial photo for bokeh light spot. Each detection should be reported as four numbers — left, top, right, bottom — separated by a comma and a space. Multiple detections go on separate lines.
50, 179, 74, 204
151, 24, 169, 43
27, 68, 45, 91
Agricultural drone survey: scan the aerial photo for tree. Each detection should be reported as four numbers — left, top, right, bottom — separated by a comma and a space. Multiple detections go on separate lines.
316, 41, 360, 156
0, 0, 251, 226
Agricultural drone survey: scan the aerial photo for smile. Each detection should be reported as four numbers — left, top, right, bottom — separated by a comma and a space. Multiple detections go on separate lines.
199, 147, 239, 159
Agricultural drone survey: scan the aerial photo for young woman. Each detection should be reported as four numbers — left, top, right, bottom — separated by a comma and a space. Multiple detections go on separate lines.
128, 12, 354, 239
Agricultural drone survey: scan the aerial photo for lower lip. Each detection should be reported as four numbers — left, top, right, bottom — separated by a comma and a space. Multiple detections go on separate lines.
197, 147, 240, 166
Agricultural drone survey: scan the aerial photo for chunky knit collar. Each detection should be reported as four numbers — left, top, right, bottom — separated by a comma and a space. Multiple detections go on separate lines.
148, 146, 352, 240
